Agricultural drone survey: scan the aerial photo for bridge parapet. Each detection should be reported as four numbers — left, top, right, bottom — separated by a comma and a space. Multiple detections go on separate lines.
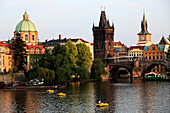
139, 59, 170, 71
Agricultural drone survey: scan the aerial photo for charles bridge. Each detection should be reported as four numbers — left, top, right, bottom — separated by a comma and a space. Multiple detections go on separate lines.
106, 56, 170, 82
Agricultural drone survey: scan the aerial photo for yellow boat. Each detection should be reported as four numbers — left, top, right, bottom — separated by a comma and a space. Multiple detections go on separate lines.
46, 89, 54, 93
57, 92, 66, 96
96, 102, 109, 107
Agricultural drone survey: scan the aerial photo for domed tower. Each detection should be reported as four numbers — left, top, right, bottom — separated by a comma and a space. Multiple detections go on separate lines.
14, 11, 38, 45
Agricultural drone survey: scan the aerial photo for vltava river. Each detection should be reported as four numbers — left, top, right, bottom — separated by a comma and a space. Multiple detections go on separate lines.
0, 80, 169, 113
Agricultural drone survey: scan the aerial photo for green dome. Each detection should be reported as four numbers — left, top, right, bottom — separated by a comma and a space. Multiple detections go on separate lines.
15, 20, 37, 32
15, 11, 37, 32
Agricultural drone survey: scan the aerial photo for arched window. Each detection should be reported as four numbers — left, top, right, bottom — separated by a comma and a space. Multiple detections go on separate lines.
31, 48, 34, 54
25, 35, 28, 40
32, 35, 34, 41
36, 48, 39, 54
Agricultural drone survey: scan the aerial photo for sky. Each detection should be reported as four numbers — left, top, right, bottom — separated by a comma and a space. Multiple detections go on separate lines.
0, 0, 170, 46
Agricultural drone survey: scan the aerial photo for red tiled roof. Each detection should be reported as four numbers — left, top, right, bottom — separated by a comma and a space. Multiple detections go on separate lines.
0, 43, 10, 48
113, 42, 123, 46
130, 46, 145, 50
27, 45, 44, 49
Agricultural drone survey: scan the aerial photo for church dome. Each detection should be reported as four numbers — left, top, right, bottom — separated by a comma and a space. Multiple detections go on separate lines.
15, 11, 37, 32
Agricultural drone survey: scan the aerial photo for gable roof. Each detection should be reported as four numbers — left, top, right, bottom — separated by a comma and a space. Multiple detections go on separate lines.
144, 45, 165, 51
159, 36, 169, 45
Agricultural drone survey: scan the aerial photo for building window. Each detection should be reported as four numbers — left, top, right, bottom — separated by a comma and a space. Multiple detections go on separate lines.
0, 54, 1, 58
149, 56, 151, 59
25, 35, 28, 40
36, 48, 39, 54
0, 48, 1, 51
157, 56, 159, 59
32, 35, 34, 41
0, 68, 1, 72
31, 48, 34, 54
141, 37, 145, 40
160, 56, 163, 59
152, 47, 155, 50
153, 56, 155, 60
0, 61, 1, 65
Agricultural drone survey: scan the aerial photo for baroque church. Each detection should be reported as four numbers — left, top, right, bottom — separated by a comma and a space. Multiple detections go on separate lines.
0, 11, 45, 72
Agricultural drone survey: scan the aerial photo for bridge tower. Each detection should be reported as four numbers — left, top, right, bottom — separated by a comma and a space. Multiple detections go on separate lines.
92, 10, 115, 62
137, 11, 151, 46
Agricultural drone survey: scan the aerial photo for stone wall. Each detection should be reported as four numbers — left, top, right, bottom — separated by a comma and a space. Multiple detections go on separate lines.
0, 73, 12, 84
0, 73, 25, 84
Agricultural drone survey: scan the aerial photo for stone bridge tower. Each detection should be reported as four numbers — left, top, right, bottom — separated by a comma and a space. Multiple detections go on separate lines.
92, 10, 115, 62
137, 12, 151, 46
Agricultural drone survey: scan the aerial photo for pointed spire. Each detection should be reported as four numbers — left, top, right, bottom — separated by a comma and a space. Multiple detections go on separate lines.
143, 8, 145, 23
93, 20, 94, 28
138, 9, 151, 35
99, 10, 107, 27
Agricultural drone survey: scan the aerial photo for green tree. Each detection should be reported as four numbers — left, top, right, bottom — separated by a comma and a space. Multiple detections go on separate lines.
76, 43, 92, 68
53, 54, 73, 82
12, 32, 28, 72
39, 49, 51, 68
52, 44, 66, 56
37, 67, 55, 84
77, 65, 90, 80
65, 39, 78, 67
91, 58, 107, 80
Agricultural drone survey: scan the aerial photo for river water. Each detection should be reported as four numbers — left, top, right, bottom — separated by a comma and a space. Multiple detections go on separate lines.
0, 80, 169, 113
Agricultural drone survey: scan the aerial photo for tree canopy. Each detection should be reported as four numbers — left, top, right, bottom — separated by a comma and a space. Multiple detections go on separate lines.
12, 32, 28, 72
91, 58, 107, 80
76, 43, 92, 68
65, 40, 78, 67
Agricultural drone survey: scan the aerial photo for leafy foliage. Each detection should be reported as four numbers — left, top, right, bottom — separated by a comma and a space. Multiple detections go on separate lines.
12, 32, 28, 72
76, 43, 92, 68
77, 65, 90, 80
38, 41, 93, 83
36, 67, 55, 84
65, 40, 78, 67
91, 58, 107, 80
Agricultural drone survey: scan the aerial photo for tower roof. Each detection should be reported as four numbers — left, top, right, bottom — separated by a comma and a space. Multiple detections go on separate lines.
99, 11, 110, 28
159, 36, 169, 45
15, 11, 37, 32
138, 12, 151, 35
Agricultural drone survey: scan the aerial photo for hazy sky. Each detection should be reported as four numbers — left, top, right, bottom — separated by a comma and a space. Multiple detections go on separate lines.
0, 0, 169, 46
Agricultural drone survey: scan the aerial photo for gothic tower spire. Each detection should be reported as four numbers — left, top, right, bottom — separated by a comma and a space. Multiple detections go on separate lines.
93, 9, 115, 62
137, 10, 151, 46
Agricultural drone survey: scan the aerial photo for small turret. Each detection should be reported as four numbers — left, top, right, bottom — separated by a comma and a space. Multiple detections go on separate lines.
23, 10, 29, 20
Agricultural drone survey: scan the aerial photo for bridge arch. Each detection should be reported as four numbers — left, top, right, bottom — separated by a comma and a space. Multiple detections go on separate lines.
141, 61, 169, 77
109, 65, 133, 80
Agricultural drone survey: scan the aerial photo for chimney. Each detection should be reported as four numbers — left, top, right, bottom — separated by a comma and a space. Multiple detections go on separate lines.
59, 34, 61, 41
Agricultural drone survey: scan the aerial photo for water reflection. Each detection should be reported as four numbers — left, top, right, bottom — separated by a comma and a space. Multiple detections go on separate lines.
0, 81, 169, 112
